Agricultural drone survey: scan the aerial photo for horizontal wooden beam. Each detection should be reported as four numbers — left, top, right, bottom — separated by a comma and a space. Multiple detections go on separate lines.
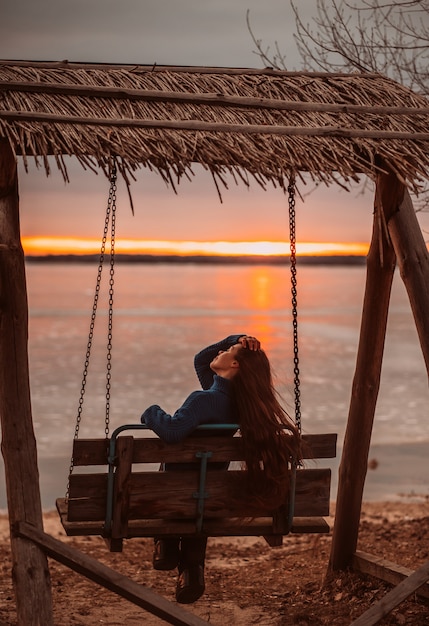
353, 550, 429, 600
67, 467, 331, 520
15, 521, 209, 626
1, 109, 428, 141
2, 80, 428, 117
351, 553, 429, 625
71, 432, 337, 466
0, 59, 384, 78
56, 499, 330, 537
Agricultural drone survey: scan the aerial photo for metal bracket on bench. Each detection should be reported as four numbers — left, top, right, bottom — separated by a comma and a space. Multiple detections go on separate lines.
193, 451, 213, 533
288, 460, 297, 531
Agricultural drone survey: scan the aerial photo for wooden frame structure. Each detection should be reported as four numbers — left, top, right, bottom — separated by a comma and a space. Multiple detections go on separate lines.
1, 60, 429, 625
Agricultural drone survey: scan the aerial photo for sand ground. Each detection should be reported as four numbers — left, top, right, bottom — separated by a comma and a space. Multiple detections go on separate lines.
1, 501, 429, 625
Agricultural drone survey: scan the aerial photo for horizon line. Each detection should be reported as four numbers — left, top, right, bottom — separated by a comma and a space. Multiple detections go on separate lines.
21, 237, 370, 257
25, 253, 367, 266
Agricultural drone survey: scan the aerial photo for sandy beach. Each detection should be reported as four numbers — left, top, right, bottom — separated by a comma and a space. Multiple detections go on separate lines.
1, 500, 429, 625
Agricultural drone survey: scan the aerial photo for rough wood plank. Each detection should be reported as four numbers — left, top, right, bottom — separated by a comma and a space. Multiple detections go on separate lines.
57, 499, 330, 538
56, 499, 105, 535
15, 521, 209, 626
130, 432, 337, 463
67, 473, 107, 522
68, 473, 108, 497
132, 436, 242, 464
111, 436, 134, 539
291, 517, 330, 534
302, 433, 337, 459
71, 432, 337, 465
293, 469, 331, 516
66, 468, 330, 522
353, 551, 429, 600
72, 438, 109, 466
350, 559, 429, 625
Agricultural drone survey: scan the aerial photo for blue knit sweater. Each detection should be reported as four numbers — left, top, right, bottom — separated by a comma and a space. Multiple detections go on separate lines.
141, 335, 243, 443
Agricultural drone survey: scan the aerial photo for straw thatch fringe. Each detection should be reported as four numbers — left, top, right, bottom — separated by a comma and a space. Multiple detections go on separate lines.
0, 60, 428, 193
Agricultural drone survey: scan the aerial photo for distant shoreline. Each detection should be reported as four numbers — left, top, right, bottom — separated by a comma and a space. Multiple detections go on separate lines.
25, 253, 367, 266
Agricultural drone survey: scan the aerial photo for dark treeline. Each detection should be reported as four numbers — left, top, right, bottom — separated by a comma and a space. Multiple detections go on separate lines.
25, 254, 366, 266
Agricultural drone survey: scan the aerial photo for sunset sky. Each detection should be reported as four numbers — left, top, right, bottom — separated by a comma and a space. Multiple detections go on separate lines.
3, 0, 428, 256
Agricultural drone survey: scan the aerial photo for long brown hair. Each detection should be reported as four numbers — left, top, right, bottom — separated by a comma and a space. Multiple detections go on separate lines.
231, 346, 302, 509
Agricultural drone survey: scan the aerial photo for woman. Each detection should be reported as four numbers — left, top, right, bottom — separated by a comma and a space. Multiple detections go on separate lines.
141, 334, 301, 604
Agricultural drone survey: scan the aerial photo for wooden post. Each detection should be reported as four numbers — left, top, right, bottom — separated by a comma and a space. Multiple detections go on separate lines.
0, 139, 54, 624
328, 176, 396, 571
384, 175, 429, 376
329, 169, 429, 572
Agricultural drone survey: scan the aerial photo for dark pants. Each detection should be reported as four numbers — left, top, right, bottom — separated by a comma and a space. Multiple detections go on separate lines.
157, 536, 207, 572
179, 536, 207, 571
161, 451, 228, 572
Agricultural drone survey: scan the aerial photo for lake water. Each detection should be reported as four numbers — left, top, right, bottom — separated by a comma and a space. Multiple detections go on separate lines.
1, 261, 428, 509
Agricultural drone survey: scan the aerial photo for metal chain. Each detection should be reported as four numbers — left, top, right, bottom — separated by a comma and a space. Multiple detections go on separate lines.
288, 176, 302, 434
105, 169, 116, 437
66, 160, 117, 494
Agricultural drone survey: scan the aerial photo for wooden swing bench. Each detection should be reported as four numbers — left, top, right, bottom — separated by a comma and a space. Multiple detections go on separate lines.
56, 425, 337, 552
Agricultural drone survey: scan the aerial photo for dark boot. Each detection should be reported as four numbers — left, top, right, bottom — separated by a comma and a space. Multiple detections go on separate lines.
175, 536, 207, 603
152, 539, 180, 571
176, 565, 205, 604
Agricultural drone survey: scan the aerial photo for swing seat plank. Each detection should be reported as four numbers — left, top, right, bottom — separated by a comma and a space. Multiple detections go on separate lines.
63, 466, 331, 521
57, 497, 330, 537
57, 431, 336, 550
68, 432, 337, 466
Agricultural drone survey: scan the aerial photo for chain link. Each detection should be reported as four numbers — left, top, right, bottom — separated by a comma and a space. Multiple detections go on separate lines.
288, 177, 302, 434
66, 159, 117, 496
105, 173, 116, 437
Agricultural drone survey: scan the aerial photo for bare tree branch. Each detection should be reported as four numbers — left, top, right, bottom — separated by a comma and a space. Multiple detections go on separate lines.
291, 0, 429, 95
247, 0, 429, 208
248, 1, 429, 94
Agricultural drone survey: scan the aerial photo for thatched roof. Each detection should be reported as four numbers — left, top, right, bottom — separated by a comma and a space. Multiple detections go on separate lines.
0, 59, 428, 193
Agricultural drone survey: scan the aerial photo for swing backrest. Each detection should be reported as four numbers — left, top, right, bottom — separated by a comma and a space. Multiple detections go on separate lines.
56, 430, 336, 552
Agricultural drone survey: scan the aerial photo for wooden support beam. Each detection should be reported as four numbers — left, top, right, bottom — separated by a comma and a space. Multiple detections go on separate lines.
383, 172, 429, 376
0, 139, 54, 624
0, 59, 393, 77
1, 109, 429, 141
328, 182, 396, 572
2, 80, 428, 117
353, 551, 429, 600
111, 435, 134, 548
15, 521, 209, 626
329, 168, 429, 574
350, 558, 429, 625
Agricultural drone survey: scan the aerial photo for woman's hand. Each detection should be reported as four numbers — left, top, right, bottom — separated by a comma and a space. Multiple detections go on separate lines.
238, 335, 261, 351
